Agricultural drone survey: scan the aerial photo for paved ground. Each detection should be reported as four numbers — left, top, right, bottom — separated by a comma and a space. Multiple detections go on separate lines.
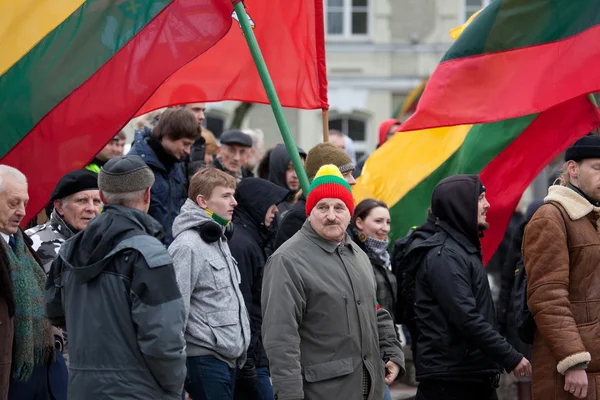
390, 381, 417, 400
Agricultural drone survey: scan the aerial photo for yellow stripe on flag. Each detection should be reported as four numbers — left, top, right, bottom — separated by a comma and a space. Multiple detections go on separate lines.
0, 0, 85, 76
353, 125, 472, 207
450, 9, 482, 40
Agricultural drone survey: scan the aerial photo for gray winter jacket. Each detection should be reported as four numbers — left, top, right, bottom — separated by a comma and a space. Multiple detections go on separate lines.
262, 221, 405, 400
45, 205, 187, 400
169, 199, 250, 368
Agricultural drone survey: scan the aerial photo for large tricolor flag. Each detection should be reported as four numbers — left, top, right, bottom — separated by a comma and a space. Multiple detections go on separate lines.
0, 0, 328, 223
138, 0, 328, 113
355, 0, 600, 263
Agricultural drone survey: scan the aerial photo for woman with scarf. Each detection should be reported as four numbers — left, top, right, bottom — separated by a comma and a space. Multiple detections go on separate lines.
350, 199, 398, 322
350, 199, 398, 400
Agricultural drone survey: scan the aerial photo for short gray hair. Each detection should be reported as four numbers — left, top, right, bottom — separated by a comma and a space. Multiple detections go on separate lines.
101, 189, 146, 206
242, 129, 264, 148
0, 165, 27, 193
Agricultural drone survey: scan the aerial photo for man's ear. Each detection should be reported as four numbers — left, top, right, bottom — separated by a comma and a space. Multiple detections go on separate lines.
196, 194, 208, 209
54, 199, 64, 215
144, 187, 151, 204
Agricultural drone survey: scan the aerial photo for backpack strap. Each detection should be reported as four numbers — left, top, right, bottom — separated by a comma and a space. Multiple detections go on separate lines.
547, 201, 569, 247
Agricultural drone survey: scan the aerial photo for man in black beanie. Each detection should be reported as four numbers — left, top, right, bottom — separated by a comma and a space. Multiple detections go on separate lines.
411, 175, 531, 400
45, 155, 187, 399
26, 169, 101, 272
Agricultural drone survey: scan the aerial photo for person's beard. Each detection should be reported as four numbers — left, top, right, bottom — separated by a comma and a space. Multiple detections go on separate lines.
478, 222, 489, 237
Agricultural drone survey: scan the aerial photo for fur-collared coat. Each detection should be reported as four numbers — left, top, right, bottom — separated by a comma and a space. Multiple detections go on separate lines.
523, 185, 600, 400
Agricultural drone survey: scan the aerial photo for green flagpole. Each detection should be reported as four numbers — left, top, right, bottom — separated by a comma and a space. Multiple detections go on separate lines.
233, 1, 310, 194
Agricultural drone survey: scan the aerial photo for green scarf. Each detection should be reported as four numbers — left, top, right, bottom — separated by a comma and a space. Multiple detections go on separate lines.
204, 208, 230, 227
4, 231, 54, 382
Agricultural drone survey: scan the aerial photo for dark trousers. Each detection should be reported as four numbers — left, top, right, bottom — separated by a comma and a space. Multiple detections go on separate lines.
416, 379, 498, 400
185, 355, 237, 400
234, 366, 274, 400
8, 349, 67, 400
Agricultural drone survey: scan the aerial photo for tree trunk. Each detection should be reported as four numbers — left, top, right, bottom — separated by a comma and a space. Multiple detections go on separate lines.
229, 102, 253, 129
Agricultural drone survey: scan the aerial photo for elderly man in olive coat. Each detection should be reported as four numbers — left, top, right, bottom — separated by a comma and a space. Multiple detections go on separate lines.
262, 165, 404, 400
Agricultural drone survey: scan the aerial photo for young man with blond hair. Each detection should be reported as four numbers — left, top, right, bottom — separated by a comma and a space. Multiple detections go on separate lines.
169, 168, 250, 399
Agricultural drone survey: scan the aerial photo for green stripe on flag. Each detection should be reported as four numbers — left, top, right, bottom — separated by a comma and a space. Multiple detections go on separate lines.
388, 114, 536, 241
443, 0, 600, 62
0, 0, 171, 158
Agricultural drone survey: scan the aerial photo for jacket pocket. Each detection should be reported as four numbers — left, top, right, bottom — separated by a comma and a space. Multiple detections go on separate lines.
304, 357, 354, 382
577, 321, 600, 371
210, 260, 231, 289
207, 310, 240, 350
342, 294, 350, 335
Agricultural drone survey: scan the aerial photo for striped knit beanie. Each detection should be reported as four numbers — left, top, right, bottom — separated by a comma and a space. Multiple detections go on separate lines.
306, 164, 354, 216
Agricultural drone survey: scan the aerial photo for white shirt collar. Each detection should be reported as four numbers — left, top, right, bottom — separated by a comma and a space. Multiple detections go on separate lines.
0, 232, 10, 244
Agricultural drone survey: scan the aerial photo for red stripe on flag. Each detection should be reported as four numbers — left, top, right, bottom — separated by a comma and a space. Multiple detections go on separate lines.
137, 0, 328, 113
401, 25, 600, 132
1, 0, 234, 224
480, 96, 600, 264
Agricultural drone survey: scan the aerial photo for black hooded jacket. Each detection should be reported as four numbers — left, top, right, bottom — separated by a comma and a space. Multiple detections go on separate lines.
413, 175, 522, 381
268, 144, 306, 214
229, 178, 290, 370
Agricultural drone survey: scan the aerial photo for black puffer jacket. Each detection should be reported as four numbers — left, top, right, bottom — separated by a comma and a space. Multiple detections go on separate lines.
414, 175, 522, 381
229, 178, 289, 372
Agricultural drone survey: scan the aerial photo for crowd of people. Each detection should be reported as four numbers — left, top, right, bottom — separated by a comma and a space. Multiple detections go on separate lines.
1, 103, 599, 400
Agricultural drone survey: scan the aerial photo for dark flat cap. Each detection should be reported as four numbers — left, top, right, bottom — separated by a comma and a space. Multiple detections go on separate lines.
220, 130, 253, 147
50, 170, 99, 202
98, 155, 155, 193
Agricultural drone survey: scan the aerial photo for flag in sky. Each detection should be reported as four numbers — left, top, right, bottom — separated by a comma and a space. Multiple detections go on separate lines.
354, 0, 600, 262
138, 0, 328, 114
401, 0, 600, 131
1, 0, 329, 224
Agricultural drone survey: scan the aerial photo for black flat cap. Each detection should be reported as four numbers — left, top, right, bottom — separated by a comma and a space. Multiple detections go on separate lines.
50, 170, 99, 202
98, 155, 155, 193
220, 130, 253, 147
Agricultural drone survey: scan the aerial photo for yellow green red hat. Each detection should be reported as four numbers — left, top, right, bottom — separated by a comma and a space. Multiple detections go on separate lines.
306, 164, 354, 216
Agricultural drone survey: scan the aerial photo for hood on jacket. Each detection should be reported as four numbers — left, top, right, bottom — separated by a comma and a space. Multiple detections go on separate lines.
234, 178, 290, 229
431, 174, 484, 247
58, 205, 164, 284
378, 119, 401, 147
267, 143, 306, 190
172, 199, 215, 239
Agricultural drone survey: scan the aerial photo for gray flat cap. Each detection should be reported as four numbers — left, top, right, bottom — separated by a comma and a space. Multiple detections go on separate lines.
98, 155, 155, 193
220, 130, 253, 147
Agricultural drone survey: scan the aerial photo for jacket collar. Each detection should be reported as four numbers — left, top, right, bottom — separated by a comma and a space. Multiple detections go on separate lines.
437, 220, 480, 254
545, 185, 600, 220
50, 210, 77, 239
300, 220, 353, 253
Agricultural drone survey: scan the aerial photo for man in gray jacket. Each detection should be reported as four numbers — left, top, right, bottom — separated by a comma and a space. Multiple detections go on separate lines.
262, 165, 405, 400
169, 167, 250, 399
45, 155, 187, 399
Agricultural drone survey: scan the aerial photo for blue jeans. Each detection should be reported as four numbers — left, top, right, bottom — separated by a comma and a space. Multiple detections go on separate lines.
256, 367, 273, 400
234, 366, 273, 400
185, 355, 236, 400
384, 385, 392, 400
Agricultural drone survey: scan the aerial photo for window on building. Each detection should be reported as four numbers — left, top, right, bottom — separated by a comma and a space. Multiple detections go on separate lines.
204, 114, 226, 140
329, 115, 369, 159
465, 0, 490, 22
325, 0, 369, 39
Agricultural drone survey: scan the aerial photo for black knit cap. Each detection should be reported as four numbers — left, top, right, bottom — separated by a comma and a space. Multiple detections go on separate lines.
50, 169, 99, 202
565, 134, 600, 162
